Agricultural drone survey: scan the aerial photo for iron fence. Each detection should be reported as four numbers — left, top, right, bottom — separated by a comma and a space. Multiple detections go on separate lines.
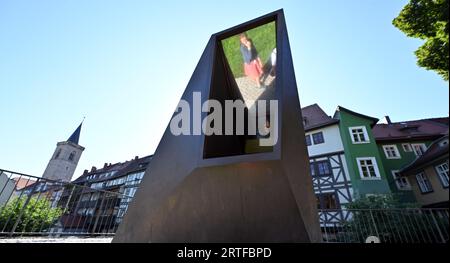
1, 168, 449, 242
319, 209, 449, 243
0, 169, 132, 237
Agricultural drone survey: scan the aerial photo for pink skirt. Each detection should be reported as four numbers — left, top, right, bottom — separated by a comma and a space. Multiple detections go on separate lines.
244, 60, 263, 79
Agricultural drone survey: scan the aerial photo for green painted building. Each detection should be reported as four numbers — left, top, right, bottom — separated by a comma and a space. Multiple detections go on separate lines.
302, 104, 448, 207
333, 106, 391, 198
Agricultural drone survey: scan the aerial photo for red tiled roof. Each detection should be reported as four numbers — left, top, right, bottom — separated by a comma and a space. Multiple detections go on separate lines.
301, 104, 339, 131
12, 177, 37, 190
373, 117, 449, 142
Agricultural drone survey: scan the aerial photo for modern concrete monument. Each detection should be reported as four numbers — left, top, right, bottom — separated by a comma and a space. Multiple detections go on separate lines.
113, 9, 321, 243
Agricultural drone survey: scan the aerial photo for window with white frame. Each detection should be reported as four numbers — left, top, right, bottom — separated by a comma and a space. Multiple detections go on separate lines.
435, 162, 449, 188
125, 171, 145, 186
349, 126, 370, 144
117, 207, 127, 218
412, 143, 427, 156
383, 145, 401, 159
91, 182, 104, 189
416, 172, 433, 193
124, 187, 138, 198
391, 170, 411, 190
357, 157, 381, 179
402, 143, 412, 152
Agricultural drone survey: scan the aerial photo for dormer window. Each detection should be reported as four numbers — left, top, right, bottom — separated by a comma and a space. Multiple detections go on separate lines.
399, 124, 420, 133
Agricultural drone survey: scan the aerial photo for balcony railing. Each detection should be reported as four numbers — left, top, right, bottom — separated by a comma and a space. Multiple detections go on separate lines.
0, 169, 132, 237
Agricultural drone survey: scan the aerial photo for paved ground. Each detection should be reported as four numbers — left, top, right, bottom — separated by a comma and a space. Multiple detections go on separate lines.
235, 75, 276, 109
0, 236, 113, 243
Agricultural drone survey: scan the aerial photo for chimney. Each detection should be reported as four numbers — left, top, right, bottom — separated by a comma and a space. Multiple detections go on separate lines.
135, 156, 139, 160
83, 169, 89, 175
381, 116, 392, 124
90, 166, 97, 173
104, 163, 108, 168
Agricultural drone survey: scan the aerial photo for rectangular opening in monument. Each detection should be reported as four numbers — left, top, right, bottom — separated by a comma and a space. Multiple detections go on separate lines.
221, 21, 277, 155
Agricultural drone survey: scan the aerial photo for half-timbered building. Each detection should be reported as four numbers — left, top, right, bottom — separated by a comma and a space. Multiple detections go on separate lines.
302, 104, 354, 221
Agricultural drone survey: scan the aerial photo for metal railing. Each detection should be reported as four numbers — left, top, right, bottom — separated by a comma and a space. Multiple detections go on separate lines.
0, 169, 132, 237
2, 168, 449, 242
319, 209, 449, 243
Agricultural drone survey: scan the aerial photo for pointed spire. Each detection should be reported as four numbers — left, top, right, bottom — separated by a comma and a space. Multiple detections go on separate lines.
67, 118, 84, 145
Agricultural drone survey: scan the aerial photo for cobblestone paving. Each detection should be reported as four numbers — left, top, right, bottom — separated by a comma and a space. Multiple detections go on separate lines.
235, 75, 276, 109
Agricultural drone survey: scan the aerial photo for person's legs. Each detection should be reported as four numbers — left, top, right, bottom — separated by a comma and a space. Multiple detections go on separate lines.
255, 61, 264, 88
254, 76, 261, 88
245, 61, 264, 88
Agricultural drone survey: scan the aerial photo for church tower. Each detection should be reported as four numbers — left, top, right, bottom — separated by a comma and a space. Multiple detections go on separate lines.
42, 122, 85, 182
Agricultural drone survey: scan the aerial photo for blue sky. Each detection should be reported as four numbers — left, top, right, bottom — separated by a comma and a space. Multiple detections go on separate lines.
0, 0, 448, 179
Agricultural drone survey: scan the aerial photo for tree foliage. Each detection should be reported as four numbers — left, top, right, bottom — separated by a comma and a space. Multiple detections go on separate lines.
346, 193, 417, 209
393, 0, 449, 81
0, 196, 64, 233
